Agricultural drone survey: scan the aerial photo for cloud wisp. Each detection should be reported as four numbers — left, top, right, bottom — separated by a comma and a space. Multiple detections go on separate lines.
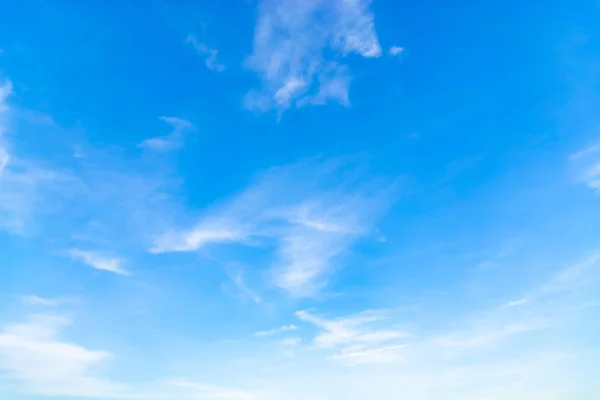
139, 116, 196, 152
253, 325, 298, 337
187, 35, 226, 72
570, 142, 600, 192
151, 158, 395, 296
245, 0, 381, 113
21, 296, 78, 307
223, 267, 264, 304
295, 309, 409, 364
0, 78, 77, 235
66, 249, 130, 276
388, 46, 404, 57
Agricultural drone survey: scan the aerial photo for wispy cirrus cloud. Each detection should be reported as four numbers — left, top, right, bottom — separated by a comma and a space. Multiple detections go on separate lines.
0, 79, 76, 235
223, 267, 264, 304
21, 295, 78, 307
139, 116, 196, 152
295, 309, 409, 364
253, 325, 298, 337
151, 158, 395, 296
245, 0, 381, 113
66, 249, 130, 276
292, 250, 600, 367
570, 142, 600, 192
186, 35, 226, 72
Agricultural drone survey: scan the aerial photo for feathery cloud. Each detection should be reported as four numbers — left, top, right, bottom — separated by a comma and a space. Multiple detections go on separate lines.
253, 325, 298, 337
0, 79, 76, 234
570, 142, 600, 192
295, 309, 409, 364
151, 158, 394, 296
187, 35, 226, 72
245, 0, 381, 112
66, 250, 130, 276
139, 116, 196, 152
224, 268, 263, 304
21, 296, 78, 307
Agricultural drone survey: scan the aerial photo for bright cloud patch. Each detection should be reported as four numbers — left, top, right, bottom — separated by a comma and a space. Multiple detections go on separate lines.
245, 0, 381, 112
66, 250, 130, 276
0, 315, 124, 397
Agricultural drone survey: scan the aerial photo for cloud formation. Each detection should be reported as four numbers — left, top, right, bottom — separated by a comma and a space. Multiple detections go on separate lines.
0, 80, 76, 234
253, 325, 298, 337
66, 249, 130, 276
139, 116, 196, 152
570, 143, 600, 192
21, 296, 78, 307
245, 0, 381, 112
295, 309, 409, 364
187, 35, 226, 72
388, 46, 404, 56
0, 314, 124, 397
151, 158, 394, 296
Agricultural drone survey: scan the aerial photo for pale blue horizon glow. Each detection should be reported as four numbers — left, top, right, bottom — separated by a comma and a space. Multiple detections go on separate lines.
1, 1, 600, 399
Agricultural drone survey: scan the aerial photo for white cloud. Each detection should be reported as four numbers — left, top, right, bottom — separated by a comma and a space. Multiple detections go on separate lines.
0, 160, 74, 234
504, 298, 529, 307
432, 321, 550, 354
151, 158, 394, 296
253, 325, 298, 337
0, 81, 76, 234
330, 344, 406, 364
537, 251, 600, 296
151, 219, 247, 253
295, 309, 409, 364
21, 296, 77, 307
0, 78, 11, 135
388, 46, 404, 56
245, 0, 381, 112
0, 314, 125, 397
66, 249, 130, 276
187, 35, 226, 72
570, 143, 599, 160
224, 268, 263, 304
570, 142, 600, 192
0, 144, 8, 174
139, 116, 196, 152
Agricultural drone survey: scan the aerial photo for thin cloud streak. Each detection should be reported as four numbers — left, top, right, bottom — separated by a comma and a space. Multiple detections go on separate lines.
187, 35, 226, 72
66, 249, 130, 276
139, 116, 196, 152
21, 296, 78, 307
295, 309, 409, 364
253, 325, 298, 337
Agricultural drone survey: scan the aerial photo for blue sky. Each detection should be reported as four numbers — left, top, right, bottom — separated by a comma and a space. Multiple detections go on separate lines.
1, 0, 600, 399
